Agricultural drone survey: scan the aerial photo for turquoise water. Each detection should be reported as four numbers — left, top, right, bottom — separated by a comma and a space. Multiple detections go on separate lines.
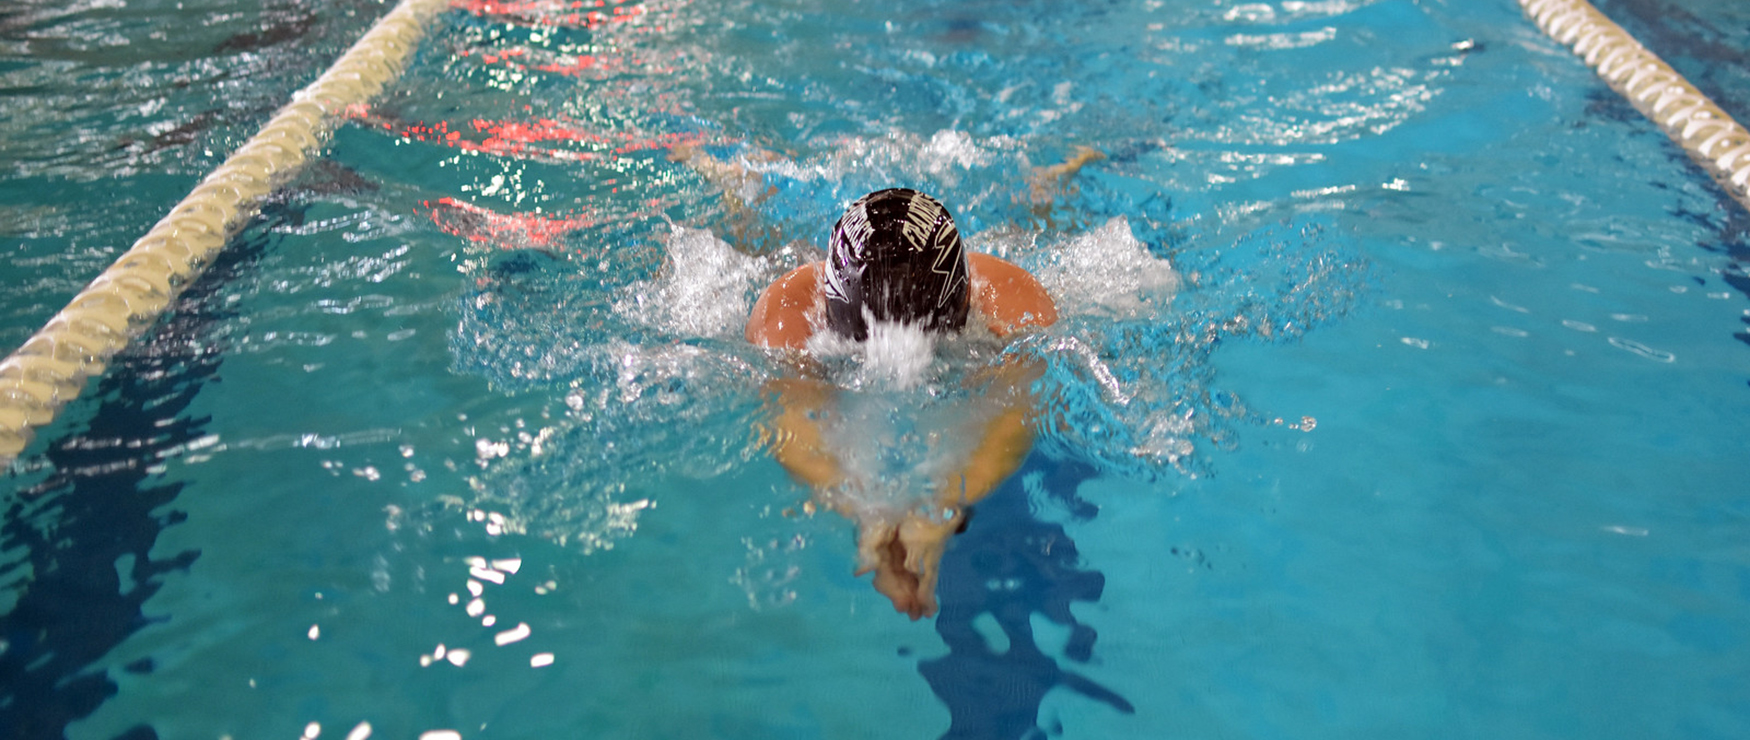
3, 0, 1749, 738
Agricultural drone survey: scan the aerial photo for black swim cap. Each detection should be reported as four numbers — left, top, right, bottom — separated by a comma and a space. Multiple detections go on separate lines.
823, 188, 969, 341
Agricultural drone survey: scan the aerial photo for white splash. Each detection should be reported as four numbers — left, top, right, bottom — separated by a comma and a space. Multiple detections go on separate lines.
919, 130, 991, 174
800, 321, 1017, 517
861, 321, 938, 390
814, 388, 996, 520
617, 225, 765, 338
1035, 216, 1179, 318
805, 319, 938, 392
750, 130, 1001, 188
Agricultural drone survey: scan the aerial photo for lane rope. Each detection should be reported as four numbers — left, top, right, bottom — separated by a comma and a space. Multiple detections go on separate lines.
0, 0, 451, 466
1522, 0, 1750, 213
7, 0, 1743, 465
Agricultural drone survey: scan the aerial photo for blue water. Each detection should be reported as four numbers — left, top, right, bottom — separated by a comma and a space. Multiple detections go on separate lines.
3, 0, 1749, 738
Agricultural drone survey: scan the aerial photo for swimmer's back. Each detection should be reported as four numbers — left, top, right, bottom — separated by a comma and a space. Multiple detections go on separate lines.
746, 254, 1057, 349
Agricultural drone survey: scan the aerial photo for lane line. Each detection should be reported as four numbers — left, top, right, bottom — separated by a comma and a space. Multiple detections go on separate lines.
0, 0, 451, 465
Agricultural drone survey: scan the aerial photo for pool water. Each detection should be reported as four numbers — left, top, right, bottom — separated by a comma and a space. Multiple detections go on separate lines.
4, 0, 1749, 738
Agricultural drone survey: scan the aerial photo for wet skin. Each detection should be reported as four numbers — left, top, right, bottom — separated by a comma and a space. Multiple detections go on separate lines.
749, 255, 1057, 618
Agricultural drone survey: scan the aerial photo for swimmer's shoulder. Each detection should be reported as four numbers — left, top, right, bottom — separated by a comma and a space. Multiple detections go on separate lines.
968, 253, 1058, 337
747, 262, 822, 349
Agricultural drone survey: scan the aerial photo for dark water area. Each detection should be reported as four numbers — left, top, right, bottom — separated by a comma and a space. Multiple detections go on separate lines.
922, 457, 1134, 739
0, 215, 285, 740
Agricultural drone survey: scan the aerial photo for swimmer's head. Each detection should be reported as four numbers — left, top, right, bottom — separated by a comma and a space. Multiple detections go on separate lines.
823, 188, 969, 342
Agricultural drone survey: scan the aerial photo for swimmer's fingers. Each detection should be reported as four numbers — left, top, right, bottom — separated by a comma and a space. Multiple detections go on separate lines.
897, 516, 954, 618
910, 553, 941, 618
853, 520, 897, 576
870, 562, 924, 619
916, 578, 939, 618
1027, 145, 1107, 207
897, 517, 951, 575
1067, 145, 1107, 169
854, 519, 934, 619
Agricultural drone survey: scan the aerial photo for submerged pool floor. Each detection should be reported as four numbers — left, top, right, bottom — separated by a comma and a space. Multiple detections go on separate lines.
3, 0, 1749, 738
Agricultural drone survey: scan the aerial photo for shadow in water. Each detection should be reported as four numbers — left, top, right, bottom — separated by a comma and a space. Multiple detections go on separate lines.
920, 457, 1135, 739
0, 211, 287, 740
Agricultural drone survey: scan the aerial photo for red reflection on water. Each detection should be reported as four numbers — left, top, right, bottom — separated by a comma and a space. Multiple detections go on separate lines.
345, 105, 706, 250
454, 45, 627, 78
351, 106, 708, 163
450, 0, 647, 28
423, 197, 594, 251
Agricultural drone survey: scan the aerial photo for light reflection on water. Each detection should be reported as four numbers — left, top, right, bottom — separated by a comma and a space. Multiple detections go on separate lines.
453, 202, 1359, 549
406, 23, 1378, 735
6, 0, 1748, 737
12, 0, 1379, 733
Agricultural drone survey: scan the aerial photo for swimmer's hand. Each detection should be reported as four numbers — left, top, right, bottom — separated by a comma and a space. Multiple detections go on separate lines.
665, 142, 699, 165
854, 512, 960, 620
1028, 145, 1106, 209
666, 142, 784, 252
665, 142, 782, 193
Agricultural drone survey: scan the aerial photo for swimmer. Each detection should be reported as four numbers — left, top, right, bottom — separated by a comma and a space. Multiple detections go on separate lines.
748, 188, 1058, 619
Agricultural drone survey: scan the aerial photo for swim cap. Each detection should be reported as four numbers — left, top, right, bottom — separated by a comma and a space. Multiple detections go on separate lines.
823, 188, 969, 341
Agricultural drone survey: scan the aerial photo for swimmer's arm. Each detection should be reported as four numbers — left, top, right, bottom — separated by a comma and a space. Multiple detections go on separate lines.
764, 376, 842, 490
667, 143, 772, 198
942, 403, 1034, 507
938, 359, 1044, 507
764, 374, 938, 618
881, 360, 1042, 618
941, 256, 1056, 502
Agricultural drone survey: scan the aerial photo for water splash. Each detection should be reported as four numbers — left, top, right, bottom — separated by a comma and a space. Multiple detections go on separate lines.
615, 224, 767, 339
451, 195, 1364, 546
806, 320, 942, 392
464, 339, 767, 549
1027, 216, 1182, 319
454, 224, 776, 548
1012, 214, 1364, 480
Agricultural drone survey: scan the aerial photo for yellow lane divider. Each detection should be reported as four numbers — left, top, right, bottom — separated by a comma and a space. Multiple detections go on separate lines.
7, 0, 1741, 465
0, 0, 451, 465
1522, 0, 1750, 213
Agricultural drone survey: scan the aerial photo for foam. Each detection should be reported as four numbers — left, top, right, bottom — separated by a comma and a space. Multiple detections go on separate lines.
805, 319, 938, 392
1032, 216, 1180, 319
808, 356, 1014, 520
755, 129, 1000, 185
614, 224, 767, 338
797, 318, 1021, 514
